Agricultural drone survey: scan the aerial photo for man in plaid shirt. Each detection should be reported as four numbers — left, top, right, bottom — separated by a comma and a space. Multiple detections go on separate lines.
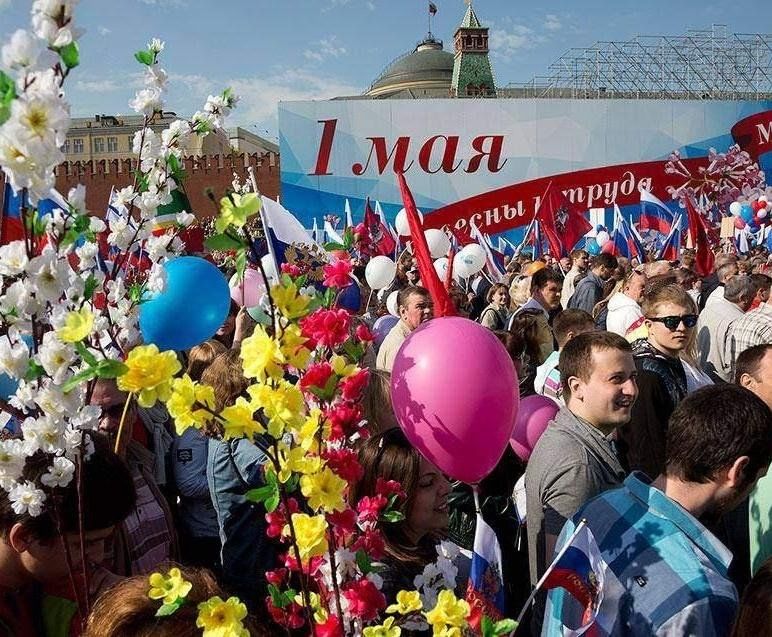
543, 384, 772, 636
728, 275, 772, 379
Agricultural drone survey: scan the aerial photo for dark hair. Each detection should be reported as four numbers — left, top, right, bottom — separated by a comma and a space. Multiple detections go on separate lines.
736, 344, 772, 383
0, 432, 136, 541
750, 273, 772, 295
530, 268, 561, 293
185, 339, 228, 382
665, 385, 772, 485
559, 331, 632, 400
352, 428, 434, 568
486, 283, 510, 304
505, 309, 543, 364
591, 253, 618, 271
724, 275, 756, 304
553, 309, 595, 348
732, 557, 772, 637
396, 286, 430, 311
570, 249, 588, 260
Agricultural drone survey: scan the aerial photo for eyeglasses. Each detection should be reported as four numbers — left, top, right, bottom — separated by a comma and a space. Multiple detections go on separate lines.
646, 314, 698, 330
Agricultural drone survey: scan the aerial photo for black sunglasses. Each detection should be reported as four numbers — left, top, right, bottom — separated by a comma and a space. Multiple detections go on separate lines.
647, 314, 698, 330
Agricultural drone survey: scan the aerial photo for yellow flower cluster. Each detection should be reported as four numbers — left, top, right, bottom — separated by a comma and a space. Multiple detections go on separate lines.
196, 595, 249, 637
363, 616, 401, 637
147, 567, 192, 605
386, 590, 423, 615
220, 396, 265, 439
247, 380, 305, 439
300, 466, 347, 513
424, 590, 471, 637
165, 374, 216, 435
118, 344, 182, 408
215, 192, 261, 233
289, 513, 328, 561
57, 306, 94, 343
271, 281, 312, 321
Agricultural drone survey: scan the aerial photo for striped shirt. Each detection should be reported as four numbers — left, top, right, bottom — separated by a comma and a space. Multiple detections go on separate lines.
543, 473, 737, 636
729, 303, 772, 377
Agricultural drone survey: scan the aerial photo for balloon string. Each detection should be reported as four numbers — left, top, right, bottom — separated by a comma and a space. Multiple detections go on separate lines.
114, 392, 134, 455
366, 288, 374, 312
472, 484, 481, 515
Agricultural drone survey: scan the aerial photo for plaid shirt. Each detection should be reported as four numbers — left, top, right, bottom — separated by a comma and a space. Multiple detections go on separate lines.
543, 473, 737, 636
729, 303, 772, 377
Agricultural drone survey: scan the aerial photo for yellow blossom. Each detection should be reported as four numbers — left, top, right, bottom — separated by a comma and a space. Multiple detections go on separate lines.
117, 345, 182, 408
424, 590, 470, 635
295, 591, 328, 624
289, 513, 328, 561
219, 396, 265, 439
280, 324, 311, 371
147, 567, 192, 605
295, 408, 330, 452
215, 192, 261, 233
330, 354, 357, 377
165, 374, 216, 435
271, 281, 312, 320
363, 617, 401, 637
239, 325, 285, 383
57, 306, 94, 343
386, 590, 423, 615
196, 595, 249, 637
247, 380, 305, 438
276, 442, 321, 483
300, 466, 347, 512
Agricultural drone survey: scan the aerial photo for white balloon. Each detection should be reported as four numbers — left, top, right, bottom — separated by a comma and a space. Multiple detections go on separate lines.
453, 252, 472, 279
261, 254, 278, 282
459, 243, 486, 273
433, 257, 449, 279
425, 229, 451, 259
395, 207, 423, 236
759, 196, 768, 206
729, 201, 742, 216
365, 255, 397, 290
596, 230, 610, 247
758, 209, 768, 219
386, 290, 400, 317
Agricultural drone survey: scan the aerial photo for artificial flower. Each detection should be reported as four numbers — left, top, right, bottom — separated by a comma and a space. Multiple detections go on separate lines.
56, 306, 94, 343
279, 323, 312, 370
271, 281, 312, 320
247, 380, 305, 438
148, 567, 193, 605
363, 616, 401, 637
219, 396, 265, 440
215, 192, 261, 233
276, 443, 321, 483
351, 528, 386, 560
424, 590, 470, 635
40, 456, 75, 489
300, 466, 348, 513
340, 368, 370, 402
342, 577, 386, 622
8, 480, 45, 517
325, 401, 364, 440
330, 354, 357, 377
322, 448, 363, 482
386, 590, 423, 615
323, 258, 353, 288
239, 325, 284, 383
196, 596, 249, 637
356, 323, 374, 343
117, 344, 182, 408
289, 513, 329, 561
165, 374, 216, 435
300, 308, 351, 349
316, 615, 344, 637
299, 361, 334, 396
293, 591, 328, 624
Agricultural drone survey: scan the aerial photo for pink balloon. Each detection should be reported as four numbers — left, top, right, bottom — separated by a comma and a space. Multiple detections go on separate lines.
390, 317, 519, 484
509, 395, 560, 462
229, 268, 266, 307
734, 217, 747, 230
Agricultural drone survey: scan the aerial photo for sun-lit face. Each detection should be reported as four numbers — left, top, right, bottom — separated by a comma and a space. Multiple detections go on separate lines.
645, 302, 695, 357
400, 293, 433, 330
405, 456, 450, 542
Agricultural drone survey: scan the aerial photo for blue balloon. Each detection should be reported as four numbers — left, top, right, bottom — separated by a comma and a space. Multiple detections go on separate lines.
0, 373, 18, 401
585, 238, 601, 255
740, 203, 754, 223
139, 256, 230, 351
336, 278, 362, 313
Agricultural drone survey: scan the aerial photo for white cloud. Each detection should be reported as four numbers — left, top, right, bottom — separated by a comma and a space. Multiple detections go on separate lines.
97, 26, 111, 36
544, 14, 562, 31
0, 0, 10, 11
75, 79, 121, 92
303, 36, 347, 63
489, 24, 538, 60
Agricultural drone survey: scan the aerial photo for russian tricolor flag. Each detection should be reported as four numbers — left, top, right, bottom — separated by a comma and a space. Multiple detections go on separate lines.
639, 189, 675, 235
465, 504, 506, 631
610, 205, 646, 261
656, 213, 683, 261
259, 196, 316, 273
2, 183, 66, 245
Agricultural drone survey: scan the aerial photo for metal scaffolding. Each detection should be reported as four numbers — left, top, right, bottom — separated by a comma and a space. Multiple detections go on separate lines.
500, 25, 772, 100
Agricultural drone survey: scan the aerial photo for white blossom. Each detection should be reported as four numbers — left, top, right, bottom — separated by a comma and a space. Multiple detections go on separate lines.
40, 456, 75, 488
0, 338, 30, 379
89, 216, 106, 233
144, 65, 168, 91
144, 233, 171, 262
67, 405, 100, 431
147, 38, 165, 53
66, 184, 86, 214
176, 210, 194, 227
146, 262, 167, 294
2, 29, 44, 71
107, 215, 136, 251
26, 249, 70, 302
9, 481, 46, 516
112, 185, 136, 210
105, 277, 126, 305
0, 439, 28, 490
1, 280, 36, 320
0, 241, 29, 276
11, 94, 70, 146
74, 240, 98, 269
22, 415, 66, 454
129, 87, 163, 117
37, 330, 74, 385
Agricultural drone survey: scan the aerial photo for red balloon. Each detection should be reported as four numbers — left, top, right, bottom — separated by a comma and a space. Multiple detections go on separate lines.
734, 217, 747, 229
752, 200, 762, 212
601, 241, 615, 254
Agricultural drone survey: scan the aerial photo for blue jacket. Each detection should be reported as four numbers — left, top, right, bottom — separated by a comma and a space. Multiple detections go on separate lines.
171, 428, 219, 538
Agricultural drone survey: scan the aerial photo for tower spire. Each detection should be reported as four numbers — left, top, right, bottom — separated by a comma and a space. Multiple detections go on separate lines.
451, 1, 496, 97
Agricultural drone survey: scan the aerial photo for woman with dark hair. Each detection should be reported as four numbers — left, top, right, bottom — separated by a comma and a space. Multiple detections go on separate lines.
352, 428, 453, 602
732, 557, 772, 636
502, 309, 543, 397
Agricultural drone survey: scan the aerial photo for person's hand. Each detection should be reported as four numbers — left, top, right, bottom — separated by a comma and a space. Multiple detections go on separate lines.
232, 306, 256, 348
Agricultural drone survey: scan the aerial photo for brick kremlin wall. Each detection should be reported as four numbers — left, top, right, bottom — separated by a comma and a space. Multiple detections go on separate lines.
1, 152, 280, 218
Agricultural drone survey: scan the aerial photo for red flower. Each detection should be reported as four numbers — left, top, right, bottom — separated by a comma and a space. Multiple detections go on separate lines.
266, 598, 305, 630
280, 262, 303, 277
356, 494, 388, 526
326, 507, 357, 536
351, 528, 386, 560
323, 258, 353, 289
316, 615, 344, 637
265, 498, 299, 539
300, 309, 352, 349
340, 368, 369, 402
355, 323, 374, 343
342, 578, 386, 621
265, 568, 288, 586
323, 448, 364, 482
325, 402, 363, 440
300, 362, 334, 395
375, 478, 406, 501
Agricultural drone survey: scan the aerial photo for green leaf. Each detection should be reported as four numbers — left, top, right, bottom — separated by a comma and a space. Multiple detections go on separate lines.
0, 70, 17, 126
245, 484, 275, 504
493, 619, 518, 636
95, 359, 129, 379
129, 283, 145, 305
284, 473, 300, 493
155, 600, 183, 617
481, 615, 495, 637
323, 242, 345, 251
83, 274, 98, 301
62, 368, 98, 394
381, 510, 405, 523
235, 249, 247, 280
75, 341, 98, 367
24, 361, 45, 382
204, 233, 245, 251
267, 584, 296, 609
323, 287, 335, 308
58, 42, 79, 69
355, 550, 372, 575
343, 227, 354, 249
134, 49, 155, 66
265, 491, 280, 513
342, 340, 364, 362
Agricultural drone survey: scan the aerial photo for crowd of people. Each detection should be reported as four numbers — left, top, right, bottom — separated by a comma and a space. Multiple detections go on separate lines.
1, 240, 771, 637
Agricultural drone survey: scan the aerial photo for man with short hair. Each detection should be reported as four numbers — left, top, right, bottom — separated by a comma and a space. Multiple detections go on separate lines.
567, 253, 617, 314
747, 272, 771, 310
605, 269, 647, 339
526, 331, 638, 629
376, 285, 433, 372
697, 275, 755, 382
701, 255, 739, 310
560, 249, 589, 309
728, 275, 772, 378
534, 309, 595, 404
511, 268, 563, 363
544, 384, 772, 636
704, 260, 740, 307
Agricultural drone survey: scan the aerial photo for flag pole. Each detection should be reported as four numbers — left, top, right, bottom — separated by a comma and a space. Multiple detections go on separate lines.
511, 519, 588, 633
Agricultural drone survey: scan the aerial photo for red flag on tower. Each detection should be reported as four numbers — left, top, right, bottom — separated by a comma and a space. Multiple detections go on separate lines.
536, 181, 592, 258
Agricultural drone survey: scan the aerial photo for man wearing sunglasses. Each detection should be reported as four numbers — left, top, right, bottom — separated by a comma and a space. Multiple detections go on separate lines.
618, 284, 696, 478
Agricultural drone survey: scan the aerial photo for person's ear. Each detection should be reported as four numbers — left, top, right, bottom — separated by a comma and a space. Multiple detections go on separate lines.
8, 523, 32, 554
726, 456, 751, 489
738, 372, 754, 390
567, 376, 583, 400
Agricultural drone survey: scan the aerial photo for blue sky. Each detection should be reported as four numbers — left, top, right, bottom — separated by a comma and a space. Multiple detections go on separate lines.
2, 0, 771, 140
